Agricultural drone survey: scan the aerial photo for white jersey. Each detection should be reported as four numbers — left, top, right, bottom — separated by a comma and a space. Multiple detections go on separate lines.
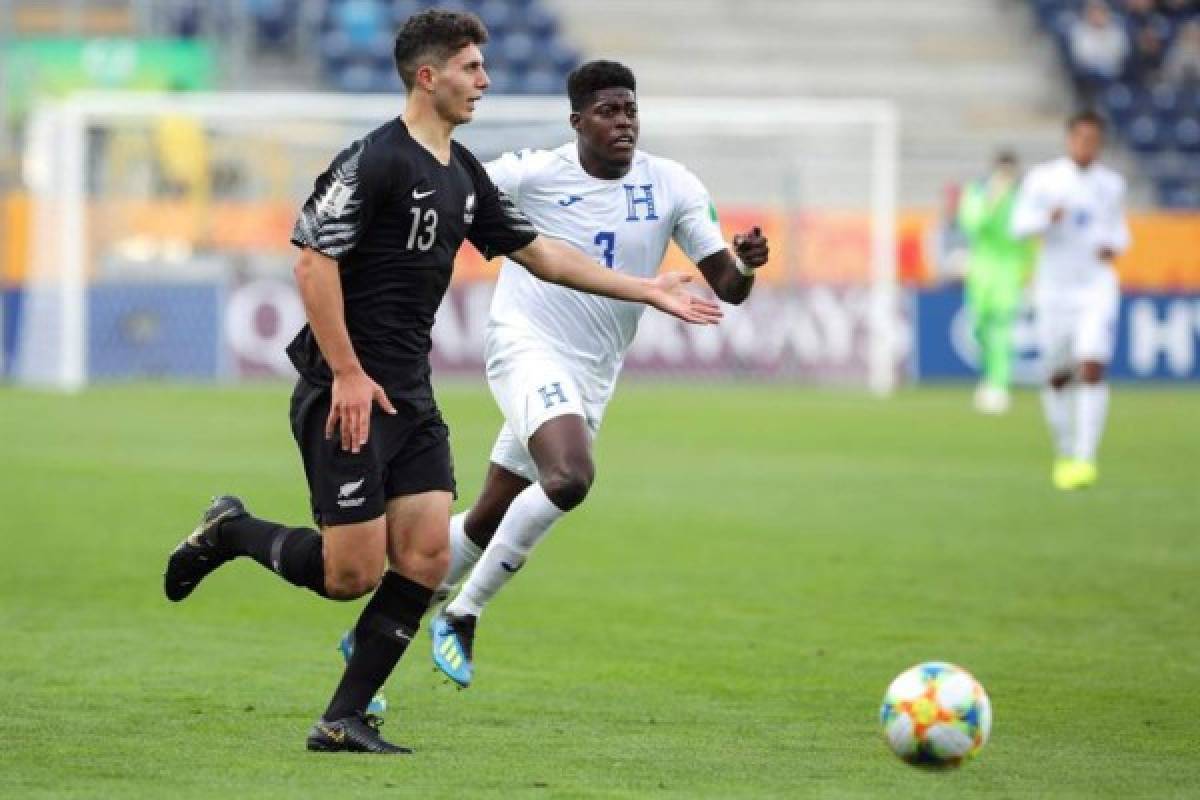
483, 143, 727, 390
1010, 156, 1130, 296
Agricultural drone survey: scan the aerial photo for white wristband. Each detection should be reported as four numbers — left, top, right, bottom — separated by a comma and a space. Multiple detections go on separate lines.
733, 252, 756, 277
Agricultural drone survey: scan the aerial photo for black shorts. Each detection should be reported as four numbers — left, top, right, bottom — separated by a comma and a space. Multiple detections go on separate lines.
289, 378, 456, 527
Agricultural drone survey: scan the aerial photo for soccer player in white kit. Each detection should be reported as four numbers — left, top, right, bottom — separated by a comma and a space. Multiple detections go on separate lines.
1011, 111, 1131, 491
429, 61, 770, 686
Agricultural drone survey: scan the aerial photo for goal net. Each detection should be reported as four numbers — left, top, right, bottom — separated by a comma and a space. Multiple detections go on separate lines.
14, 91, 900, 392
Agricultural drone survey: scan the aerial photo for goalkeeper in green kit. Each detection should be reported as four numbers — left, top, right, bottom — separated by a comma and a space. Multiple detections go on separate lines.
957, 151, 1035, 414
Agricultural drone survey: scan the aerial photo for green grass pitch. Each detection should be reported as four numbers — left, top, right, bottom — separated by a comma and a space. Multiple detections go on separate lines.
2, 383, 1197, 798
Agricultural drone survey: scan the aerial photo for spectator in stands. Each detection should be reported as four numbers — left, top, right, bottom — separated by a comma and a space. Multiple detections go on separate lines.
1126, 24, 1167, 83
170, 1, 204, 38
1069, 0, 1131, 89
1163, 19, 1200, 84
1120, 0, 1166, 35
1160, 0, 1200, 20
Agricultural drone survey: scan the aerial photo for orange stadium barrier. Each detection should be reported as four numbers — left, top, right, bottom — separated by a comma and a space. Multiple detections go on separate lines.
2, 192, 1197, 290
1117, 215, 1200, 291
2, 193, 30, 285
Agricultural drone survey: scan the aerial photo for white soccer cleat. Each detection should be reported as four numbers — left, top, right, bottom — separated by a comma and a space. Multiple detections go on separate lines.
973, 385, 1011, 415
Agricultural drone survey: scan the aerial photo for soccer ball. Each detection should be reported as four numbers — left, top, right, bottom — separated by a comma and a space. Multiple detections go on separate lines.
880, 661, 991, 768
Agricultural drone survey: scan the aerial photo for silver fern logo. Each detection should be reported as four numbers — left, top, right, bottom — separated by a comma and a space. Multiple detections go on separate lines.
294, 142, 366, 256
314, 143, 362, 222
315, 179, 353, 219
337, 476, 366, 508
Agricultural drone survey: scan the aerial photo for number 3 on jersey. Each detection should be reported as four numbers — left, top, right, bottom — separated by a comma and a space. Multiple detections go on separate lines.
594, 231, 615, 268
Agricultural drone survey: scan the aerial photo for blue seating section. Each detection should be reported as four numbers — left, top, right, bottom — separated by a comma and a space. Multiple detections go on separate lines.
167, 1, 578, 95
1029, 0, 1200, 207
320, 0, 579, 94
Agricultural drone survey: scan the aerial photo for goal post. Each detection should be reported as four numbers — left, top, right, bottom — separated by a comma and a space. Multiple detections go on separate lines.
15, 91, 900, 393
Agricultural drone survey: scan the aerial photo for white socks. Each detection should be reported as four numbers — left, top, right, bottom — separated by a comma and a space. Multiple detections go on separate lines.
1074, 384, 1109, 463
442, 512, 482, 590
1041, 384, 1109, 462
1041, 387, 1074, 458
447, 483, 565, 618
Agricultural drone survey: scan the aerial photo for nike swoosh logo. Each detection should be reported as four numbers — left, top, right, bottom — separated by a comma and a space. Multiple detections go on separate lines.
558, 195, 583, 207
501, 561, 522, 573
412, 188, 436, 199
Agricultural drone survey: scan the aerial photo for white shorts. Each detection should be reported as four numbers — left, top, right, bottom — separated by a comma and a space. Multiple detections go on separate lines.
484, 334, 610, 483
1035, 271, 1120, 377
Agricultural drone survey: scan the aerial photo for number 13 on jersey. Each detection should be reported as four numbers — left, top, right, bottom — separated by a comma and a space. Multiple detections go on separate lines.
594, 231, 615, 268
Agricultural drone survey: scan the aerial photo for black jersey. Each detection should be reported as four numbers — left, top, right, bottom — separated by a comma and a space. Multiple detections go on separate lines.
287, 117, 536, 404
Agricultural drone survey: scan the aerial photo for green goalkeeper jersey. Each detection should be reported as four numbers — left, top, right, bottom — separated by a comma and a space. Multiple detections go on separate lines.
957, 177, 1035, 296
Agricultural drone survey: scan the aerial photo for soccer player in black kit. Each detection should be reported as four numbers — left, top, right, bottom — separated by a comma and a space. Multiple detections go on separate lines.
162, 9, 721, 754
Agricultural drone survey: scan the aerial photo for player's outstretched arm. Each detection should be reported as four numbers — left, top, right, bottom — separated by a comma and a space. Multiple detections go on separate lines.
293, 247, 396, 454
696, 226, 769, 306
508, 235, 723, 325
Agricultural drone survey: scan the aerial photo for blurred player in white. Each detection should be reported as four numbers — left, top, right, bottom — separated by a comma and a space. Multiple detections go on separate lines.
429, 60, 769, 686
1011, 111, 1130, 490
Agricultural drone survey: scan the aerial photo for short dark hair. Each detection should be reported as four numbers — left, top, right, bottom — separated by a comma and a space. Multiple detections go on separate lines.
394, 9, 488, 90
994, 149, 1018, 167
567, 60, 636, 111
1068, 109, 1106, 133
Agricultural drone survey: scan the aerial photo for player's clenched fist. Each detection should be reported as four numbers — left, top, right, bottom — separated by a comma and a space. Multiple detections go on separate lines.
732, 226, 769, 269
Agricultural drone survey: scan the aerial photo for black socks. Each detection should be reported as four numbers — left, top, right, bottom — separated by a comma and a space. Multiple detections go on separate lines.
219, 514, 328, 597
323, 572, 433, 721
218, 516, 435, 720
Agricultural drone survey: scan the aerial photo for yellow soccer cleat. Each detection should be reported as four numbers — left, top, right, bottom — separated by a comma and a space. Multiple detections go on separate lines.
1072, 461, 1098, 489
1052, 458, 1076, 491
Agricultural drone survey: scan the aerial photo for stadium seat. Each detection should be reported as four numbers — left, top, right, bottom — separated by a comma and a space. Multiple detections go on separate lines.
1141, 150, 1179, 186
499, 31, 536, 73
1127, 113, 1167, 152
391, 0, 424, 26
542, 39, 580, 75
1182, 86, 1200, 115
320, 30, 354, 67
1151, 84, 1181, 115
1102, 82, 1140, 124
523, 4, 559, 41
1158, 180, 1200, 208
477, 0, 515, 38
521, 66, 562, 95
334, 61, 379, 93
366, 30, 394, 63
249, 0, 293, 48
372, 66, 404, 92
1174, 116, 1200, 152
170, 5, 201, 38
333, 0, 386, 47
486, 65, 517, 94
1051, 8, 1078, 39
